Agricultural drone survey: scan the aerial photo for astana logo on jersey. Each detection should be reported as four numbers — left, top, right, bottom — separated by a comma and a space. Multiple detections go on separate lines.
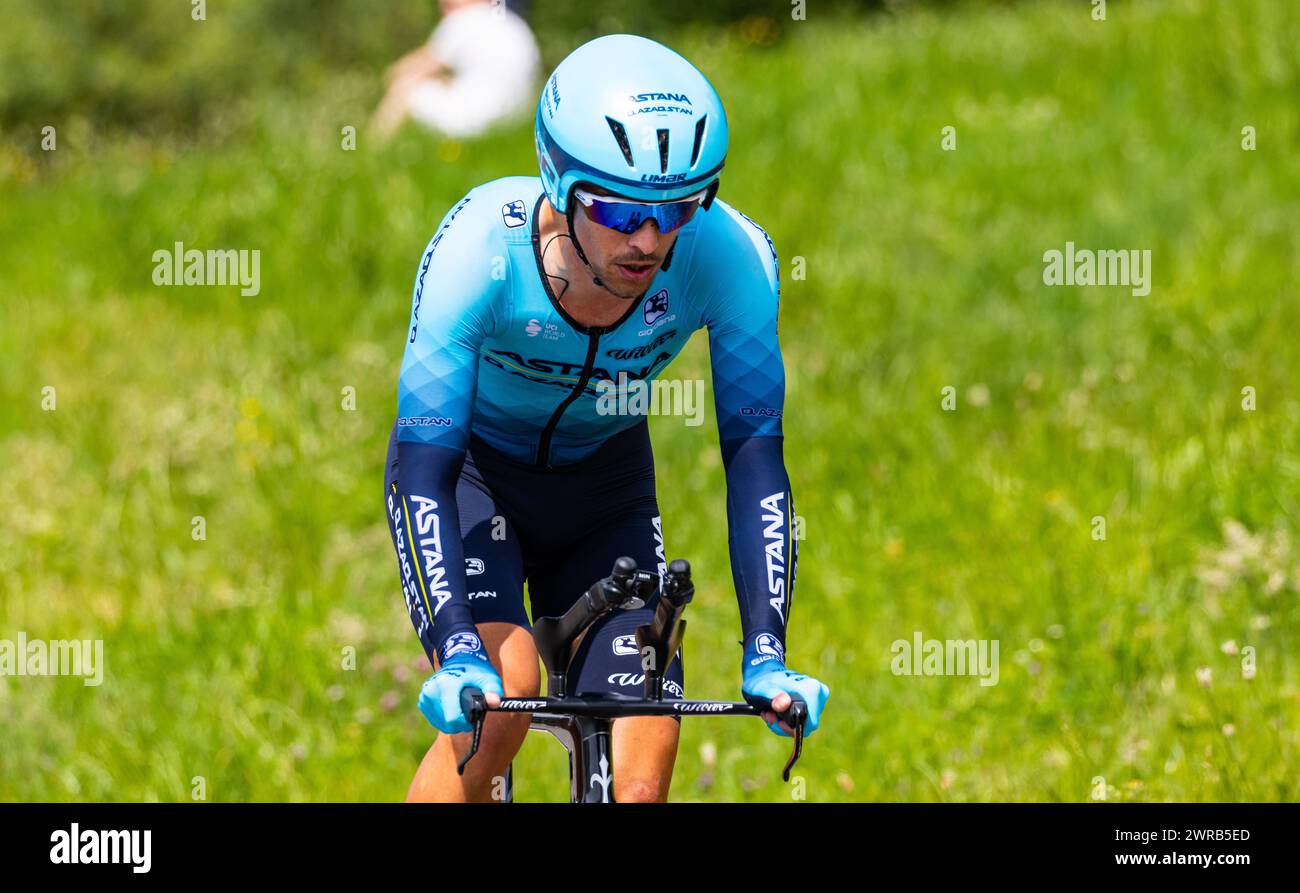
409, 495, 452, 616
388, 491, 429, 639
760, 492, 788, 625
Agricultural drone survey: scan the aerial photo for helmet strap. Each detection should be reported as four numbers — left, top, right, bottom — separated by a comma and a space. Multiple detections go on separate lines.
701, 178, 720, 211
563, 194, 599, 284
661, 240, 678, 272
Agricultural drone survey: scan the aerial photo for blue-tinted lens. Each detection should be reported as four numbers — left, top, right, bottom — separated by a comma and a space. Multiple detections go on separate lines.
585, 196, 701, 235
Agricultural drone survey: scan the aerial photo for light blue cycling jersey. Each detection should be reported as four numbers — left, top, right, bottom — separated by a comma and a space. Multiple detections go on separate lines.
397, 176, 784, 466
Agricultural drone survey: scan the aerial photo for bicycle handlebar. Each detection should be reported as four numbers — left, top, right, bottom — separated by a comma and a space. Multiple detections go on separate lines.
455, 687, 809, 782
450, 556, 813, 789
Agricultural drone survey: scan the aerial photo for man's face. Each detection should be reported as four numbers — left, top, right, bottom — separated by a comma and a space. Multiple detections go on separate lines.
572, 185, 681, 300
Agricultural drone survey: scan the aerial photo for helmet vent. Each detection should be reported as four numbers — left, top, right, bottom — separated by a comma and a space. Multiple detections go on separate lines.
605, 117, 636, 168
690, 115, 707, 167
657, 128, 670, 173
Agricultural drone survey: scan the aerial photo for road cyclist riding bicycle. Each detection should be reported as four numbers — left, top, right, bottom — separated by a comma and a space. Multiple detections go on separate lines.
384, 33, 829, 802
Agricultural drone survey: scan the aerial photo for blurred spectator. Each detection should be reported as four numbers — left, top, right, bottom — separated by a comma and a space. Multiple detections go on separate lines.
373, 0, 540, 141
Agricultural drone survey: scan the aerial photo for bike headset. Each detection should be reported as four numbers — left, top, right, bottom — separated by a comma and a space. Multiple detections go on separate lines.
534, 34, 729, 293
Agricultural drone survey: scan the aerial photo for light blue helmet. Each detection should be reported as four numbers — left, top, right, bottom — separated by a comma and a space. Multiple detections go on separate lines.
535, 34, 728, 215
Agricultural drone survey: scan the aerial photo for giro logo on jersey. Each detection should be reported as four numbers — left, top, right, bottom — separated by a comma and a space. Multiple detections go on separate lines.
502, 199, 527, 228
465, 558, 485, 576
468, 590, 497, 600
643, 288, 669, 326
760, 492, 788, 625
49, 824, 152, 873
409, 496, 452, 616
740, 406, 782, 418
442, 632, 483, 659
398, 416, 453, 428
612, 635, 639, 656
608, 673, 683, 698
754, 633, 785, 664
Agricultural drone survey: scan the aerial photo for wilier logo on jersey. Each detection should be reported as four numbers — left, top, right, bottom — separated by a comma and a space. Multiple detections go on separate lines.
502, 200, 527, 228
643, 288, 669, 326
760, 492, 788, 625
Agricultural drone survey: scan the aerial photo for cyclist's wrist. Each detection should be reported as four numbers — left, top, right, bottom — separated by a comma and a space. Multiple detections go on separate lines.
741, 630, 787, 677
435, 628, 491, 668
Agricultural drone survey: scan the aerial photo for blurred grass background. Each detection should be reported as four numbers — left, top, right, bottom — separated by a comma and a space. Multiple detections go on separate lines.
1, 0, 1298, 801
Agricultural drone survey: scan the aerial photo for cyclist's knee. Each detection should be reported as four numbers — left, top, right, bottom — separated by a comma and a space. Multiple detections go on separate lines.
615, 777, 666, 803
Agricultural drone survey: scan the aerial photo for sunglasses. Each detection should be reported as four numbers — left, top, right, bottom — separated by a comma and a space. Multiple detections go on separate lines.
573, 187, 710, 235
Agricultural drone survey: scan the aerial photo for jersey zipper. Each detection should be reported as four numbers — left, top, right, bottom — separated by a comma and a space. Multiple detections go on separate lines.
536, 329, 602, 468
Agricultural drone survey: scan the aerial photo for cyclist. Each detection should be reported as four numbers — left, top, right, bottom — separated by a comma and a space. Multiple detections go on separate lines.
384, 33, 829, 802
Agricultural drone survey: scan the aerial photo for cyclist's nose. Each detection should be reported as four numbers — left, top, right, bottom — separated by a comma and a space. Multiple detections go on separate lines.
627, 218, 662, 253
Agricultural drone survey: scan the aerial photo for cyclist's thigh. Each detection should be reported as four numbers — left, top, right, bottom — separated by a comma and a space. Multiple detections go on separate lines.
452, 473, 530, 631
530, 513, 685, 700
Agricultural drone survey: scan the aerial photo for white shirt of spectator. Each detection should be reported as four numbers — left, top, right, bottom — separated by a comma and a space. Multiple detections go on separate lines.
408, 2, 540, 138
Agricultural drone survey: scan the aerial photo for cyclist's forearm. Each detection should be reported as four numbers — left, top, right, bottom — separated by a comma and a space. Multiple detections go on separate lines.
388, 439, 476, 665
721, 435, 796, 650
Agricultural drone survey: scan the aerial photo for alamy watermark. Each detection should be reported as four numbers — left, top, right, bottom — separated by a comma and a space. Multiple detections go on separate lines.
152, 241, 261, 296
595, 373, 706, 426
0, 632, 104, 686
50, 824, 150, 873
890, 631, 999, 686
1042, 241, 1151, 297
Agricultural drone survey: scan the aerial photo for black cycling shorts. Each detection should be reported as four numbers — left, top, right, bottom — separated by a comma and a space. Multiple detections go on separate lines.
384, 420, 685, 700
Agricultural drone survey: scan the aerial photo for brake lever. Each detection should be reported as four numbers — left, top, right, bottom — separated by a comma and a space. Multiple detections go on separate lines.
455, 687, 488, 776
776, 694, 808, 782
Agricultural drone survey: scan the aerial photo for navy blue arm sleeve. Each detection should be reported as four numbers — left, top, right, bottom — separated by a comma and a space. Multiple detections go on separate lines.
721, 435, 797, 651
386, 443, 478, 666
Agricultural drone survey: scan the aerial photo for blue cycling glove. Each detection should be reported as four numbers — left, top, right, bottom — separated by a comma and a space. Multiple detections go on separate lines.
418, 634, 504, 734
740, 633, 829, 737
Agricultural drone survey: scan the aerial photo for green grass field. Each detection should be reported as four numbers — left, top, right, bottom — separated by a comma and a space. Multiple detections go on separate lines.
1, 0, 1298, 802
